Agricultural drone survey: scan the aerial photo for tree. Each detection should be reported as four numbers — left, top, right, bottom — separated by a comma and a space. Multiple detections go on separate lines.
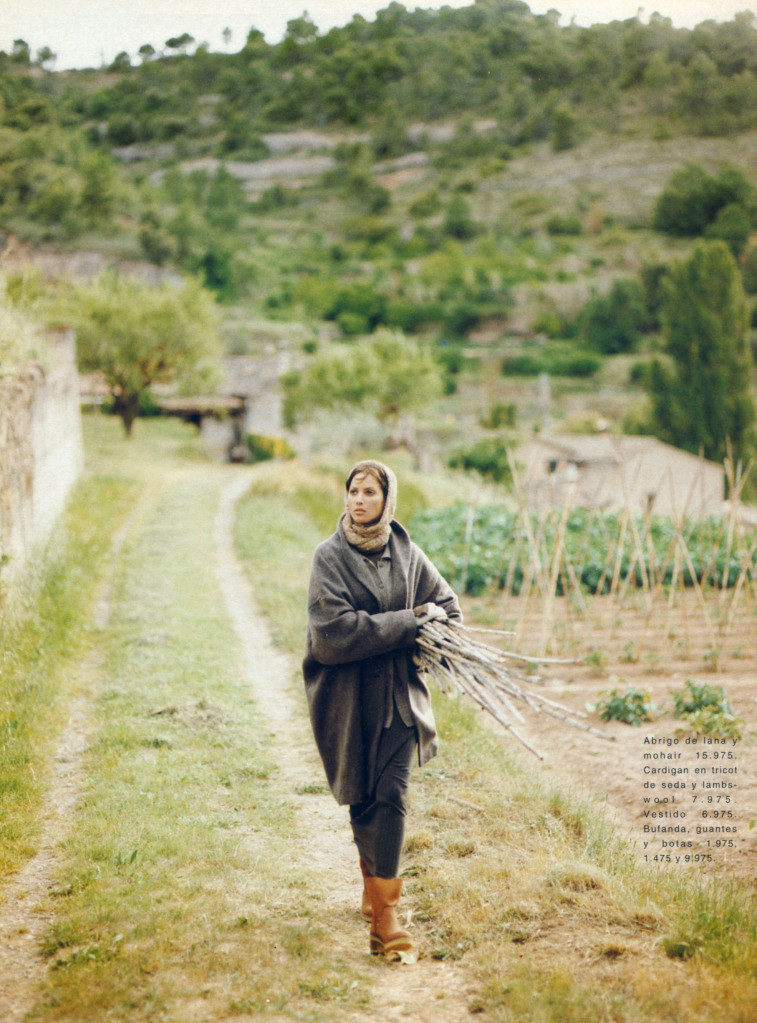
79, 153, 118, 224
646, 240, 756, 467
35, 46, 56, 69
11, 39, 31, 65
582, 278, 647, 354
108, 51, 132, 71
165, 33, 195, 55
282, 331, 442, 430
705, 202, 752, 256
653, 162, 756, 238
443, 194, 477, 239
62, 274, 221, 435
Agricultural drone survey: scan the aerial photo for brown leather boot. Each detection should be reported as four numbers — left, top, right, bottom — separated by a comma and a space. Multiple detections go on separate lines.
359, 858, 372, 922
364, 876, 413, 957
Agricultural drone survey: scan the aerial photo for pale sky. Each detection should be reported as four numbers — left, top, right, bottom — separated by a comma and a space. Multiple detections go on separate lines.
1, 0, 756, 70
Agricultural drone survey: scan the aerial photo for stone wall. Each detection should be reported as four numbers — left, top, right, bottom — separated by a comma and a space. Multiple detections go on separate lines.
0, 329, 83, 577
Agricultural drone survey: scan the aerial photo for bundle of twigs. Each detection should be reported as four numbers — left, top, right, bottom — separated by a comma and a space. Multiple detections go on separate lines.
415, 620, 613, 759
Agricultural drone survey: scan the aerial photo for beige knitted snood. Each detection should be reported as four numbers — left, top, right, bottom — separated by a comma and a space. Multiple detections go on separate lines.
340, 460, 397, 552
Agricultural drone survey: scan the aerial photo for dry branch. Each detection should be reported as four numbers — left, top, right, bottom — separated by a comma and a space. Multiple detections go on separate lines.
415, 620, 613, 759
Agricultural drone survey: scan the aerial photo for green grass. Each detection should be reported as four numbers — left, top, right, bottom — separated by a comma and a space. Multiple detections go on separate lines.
0, 471, 135, 877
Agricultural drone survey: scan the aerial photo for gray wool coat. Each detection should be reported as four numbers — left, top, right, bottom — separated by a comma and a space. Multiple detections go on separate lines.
303, 519, 461, 806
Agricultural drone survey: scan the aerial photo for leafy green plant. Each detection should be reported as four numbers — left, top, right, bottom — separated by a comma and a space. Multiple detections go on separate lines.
679, 707, 742, 740
584, 648, 608, 671
703, 647, 721, 672
671, 679, 732, 717
670, 679, 742, 739
593, 686, 652, 726
621, 639, 639, 663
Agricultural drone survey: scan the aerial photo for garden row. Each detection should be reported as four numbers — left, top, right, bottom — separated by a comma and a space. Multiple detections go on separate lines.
411, 504, 757, 596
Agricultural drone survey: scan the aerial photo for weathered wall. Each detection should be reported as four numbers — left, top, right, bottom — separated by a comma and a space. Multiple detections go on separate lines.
0, 329, 83, 576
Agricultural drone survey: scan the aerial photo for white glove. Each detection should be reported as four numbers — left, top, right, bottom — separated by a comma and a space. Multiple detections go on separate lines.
413, 603, 448, 626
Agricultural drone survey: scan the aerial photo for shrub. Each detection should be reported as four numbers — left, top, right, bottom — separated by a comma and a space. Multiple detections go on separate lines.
503, 344, 600, 378
628, 360, 653, 386
705, 202, 752, 256
581, 278, 647, 354
447, 438, 513, 486
481, 401, 517, 428
254, 185, 296, 211
671, 679, 732, 717
409, 191, 441, 219
245, 433, 296, 463
653, 162, 756, 238
640, 261, 670, 327
138, 222, 177, 266
503, 352, 544, 376
443, 301, 485, 337
443, 195, 477, 239
669, 679, 743, 739
435, 341, 472, 393
740, 239, 757, 293
343, 215, 397, 247
679, 707, 742, 739
345, 172, 391, 214
552, 104, 578, 152
324, 281, 388, 336
550, 352, 601, 377
594, 686, 652, 726
385, 299, 445, 333
106, 114, 139, 146
546, 212, 582, 235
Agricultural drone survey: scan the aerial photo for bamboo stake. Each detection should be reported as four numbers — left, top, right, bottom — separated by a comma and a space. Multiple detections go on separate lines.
415, 620, 613, 760
539, 499, 572, 657
457, 503, 476, 597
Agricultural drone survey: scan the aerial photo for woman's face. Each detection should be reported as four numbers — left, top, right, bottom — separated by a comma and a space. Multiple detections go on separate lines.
347, 472, 385, 526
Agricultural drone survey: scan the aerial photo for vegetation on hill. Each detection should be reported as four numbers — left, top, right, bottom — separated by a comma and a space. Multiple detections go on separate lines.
2, 1, 757, 469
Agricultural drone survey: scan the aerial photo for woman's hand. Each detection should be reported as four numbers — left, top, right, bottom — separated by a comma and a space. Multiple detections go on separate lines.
413, 603, 448, 625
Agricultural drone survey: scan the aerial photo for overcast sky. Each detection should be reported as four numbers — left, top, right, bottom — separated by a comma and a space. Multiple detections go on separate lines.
2, 0, 756, 70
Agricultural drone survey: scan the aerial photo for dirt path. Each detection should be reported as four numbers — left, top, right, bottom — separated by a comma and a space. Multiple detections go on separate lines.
214, 473, 475, 1021
0, 506, 140, 1022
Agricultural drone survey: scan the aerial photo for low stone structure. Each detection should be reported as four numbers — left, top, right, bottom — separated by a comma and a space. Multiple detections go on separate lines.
517, 434, 725, 521
0, 329, 83, 577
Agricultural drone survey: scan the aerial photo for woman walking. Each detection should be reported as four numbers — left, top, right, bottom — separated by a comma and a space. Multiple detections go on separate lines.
303, 460, 461, 958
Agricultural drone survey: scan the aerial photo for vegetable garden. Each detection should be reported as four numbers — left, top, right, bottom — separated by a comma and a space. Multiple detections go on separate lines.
411, 490, 757, 657
412, 504, 757, 598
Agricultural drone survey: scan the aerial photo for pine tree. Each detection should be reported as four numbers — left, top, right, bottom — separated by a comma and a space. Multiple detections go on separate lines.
648, 240, 756, 467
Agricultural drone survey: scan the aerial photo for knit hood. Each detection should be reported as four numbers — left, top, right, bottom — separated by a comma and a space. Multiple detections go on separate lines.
340, 459, 397, 552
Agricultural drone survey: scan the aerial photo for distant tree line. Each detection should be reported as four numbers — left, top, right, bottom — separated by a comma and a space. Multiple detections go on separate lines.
5, 1, 757, 156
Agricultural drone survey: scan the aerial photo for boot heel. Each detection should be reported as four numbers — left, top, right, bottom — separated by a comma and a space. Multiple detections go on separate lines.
364, 876, 413, 958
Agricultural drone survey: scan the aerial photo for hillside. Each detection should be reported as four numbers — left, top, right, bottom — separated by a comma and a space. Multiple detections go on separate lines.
2, 1, 757, 466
